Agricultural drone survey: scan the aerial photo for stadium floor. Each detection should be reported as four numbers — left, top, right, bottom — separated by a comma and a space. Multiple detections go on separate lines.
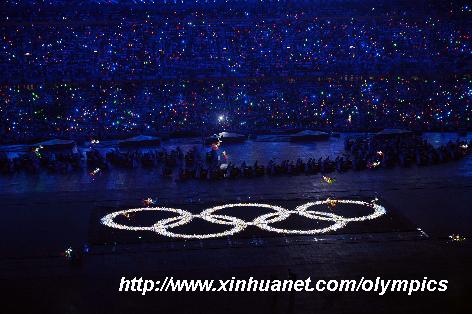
0, 157, 471, 313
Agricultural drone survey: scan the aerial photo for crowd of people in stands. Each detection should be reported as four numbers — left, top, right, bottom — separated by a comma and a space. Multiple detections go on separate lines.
0, 0, 470, 145
1, 1, 470, 83
1, 78, 471, 144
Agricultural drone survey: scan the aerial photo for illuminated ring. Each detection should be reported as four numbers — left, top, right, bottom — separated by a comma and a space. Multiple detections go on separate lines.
296, 199, 386, 222
154, 213, 246, 240
253, 207, 347, 235
100, 207, 192, 231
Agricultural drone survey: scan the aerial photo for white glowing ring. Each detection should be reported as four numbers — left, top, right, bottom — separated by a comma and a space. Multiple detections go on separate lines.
253, 206, 347, 235
153, 209, 247, 240
100, 200, 387, 239
296, 200, 386, 222
101, 207, 192, 231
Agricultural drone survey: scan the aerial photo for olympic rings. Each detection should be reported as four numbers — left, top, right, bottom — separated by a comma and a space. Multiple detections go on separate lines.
100, 199, 386, 239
